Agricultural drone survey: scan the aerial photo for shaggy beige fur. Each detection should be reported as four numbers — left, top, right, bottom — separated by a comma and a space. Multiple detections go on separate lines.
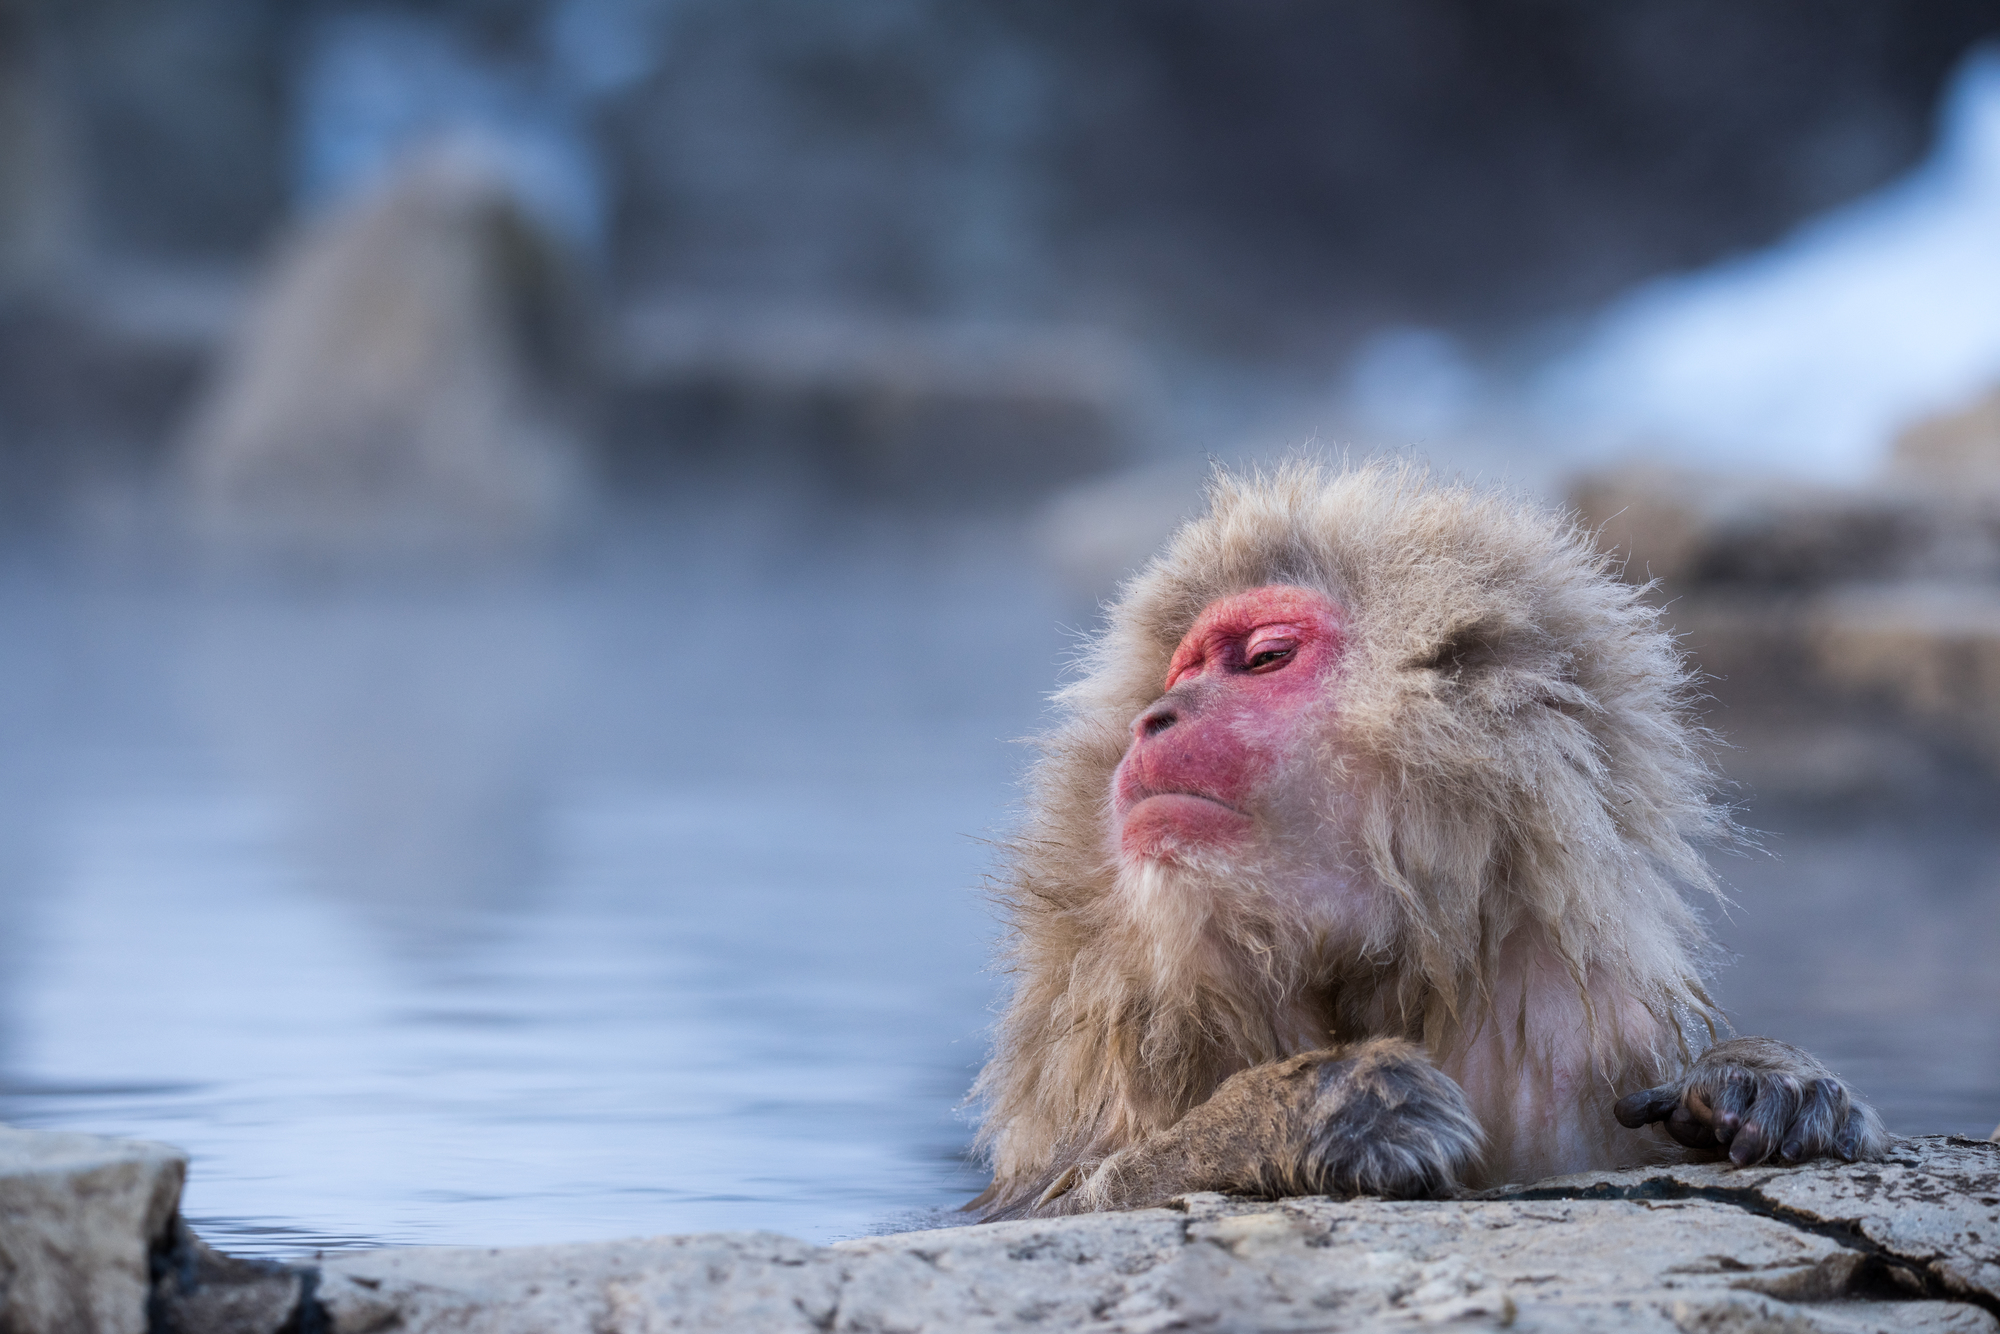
972, 458, 1732, 1212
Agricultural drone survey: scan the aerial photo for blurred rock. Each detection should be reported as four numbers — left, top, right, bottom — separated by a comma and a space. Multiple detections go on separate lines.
0, 4, 80, 297
41, 0, 288, 260
608, 1, 2000, 360
11, 2, 2000, 369
1894, 382, 2000, 482
151, 1222, 308, 1334
180, 138, 590, 561
1569, 464, 2000, 590
0, 1125, 186, 1334
1571, 465, 2000, 799
0, 281, 232, 529
1810, 583, 2000, 765
611, 303, 1138, 498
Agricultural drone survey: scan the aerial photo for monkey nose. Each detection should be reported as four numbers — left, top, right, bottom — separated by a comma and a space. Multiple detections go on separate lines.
1134, 700, 1178, 739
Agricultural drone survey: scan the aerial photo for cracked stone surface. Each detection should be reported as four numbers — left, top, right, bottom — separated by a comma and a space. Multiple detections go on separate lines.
311, 1136, 2000, 1334
7, 1123, 1996, 1333
1494, 1134, 2000, 1312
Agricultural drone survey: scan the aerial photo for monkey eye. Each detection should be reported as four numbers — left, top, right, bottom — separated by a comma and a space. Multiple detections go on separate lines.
1242, 638, 1298, 672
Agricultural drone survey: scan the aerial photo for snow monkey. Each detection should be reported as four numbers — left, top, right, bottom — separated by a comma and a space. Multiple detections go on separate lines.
970, 461, 1885, 1219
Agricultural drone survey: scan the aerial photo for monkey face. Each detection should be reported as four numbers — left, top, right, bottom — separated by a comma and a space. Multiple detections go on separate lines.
1113, 584, 1346, 866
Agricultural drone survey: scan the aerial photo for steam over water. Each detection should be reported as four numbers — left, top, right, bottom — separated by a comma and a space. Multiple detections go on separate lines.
0, 487, 1994, 1258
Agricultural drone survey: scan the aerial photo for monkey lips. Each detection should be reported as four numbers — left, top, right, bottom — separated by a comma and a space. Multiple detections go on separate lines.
1112, 584, 1345, 863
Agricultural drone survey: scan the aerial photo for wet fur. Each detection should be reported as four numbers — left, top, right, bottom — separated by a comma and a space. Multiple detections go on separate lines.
972, 460, 1747, 1216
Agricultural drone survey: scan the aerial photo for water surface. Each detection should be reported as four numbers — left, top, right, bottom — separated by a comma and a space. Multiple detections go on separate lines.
0, 496, 1067, 1255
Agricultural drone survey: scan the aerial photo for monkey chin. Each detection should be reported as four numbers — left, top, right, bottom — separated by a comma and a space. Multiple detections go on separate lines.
1117, 792, 1253, 864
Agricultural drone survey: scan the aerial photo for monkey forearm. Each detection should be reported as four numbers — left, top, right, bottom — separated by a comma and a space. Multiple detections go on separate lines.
1037, 1068, 1307, 1214
1036, 1040, 1483, 1215
1064, 1120, 1230, 1212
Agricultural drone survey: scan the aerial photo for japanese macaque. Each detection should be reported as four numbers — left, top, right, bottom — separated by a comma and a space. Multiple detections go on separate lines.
970, 461, 1886, 1219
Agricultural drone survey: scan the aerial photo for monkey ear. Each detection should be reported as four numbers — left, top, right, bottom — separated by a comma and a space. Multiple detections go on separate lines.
1405, 616, 1511, 677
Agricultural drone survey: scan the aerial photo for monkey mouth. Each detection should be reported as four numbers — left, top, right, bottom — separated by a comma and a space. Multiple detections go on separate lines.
1125, 789, 1244, 817
1118, 790, 1252, 859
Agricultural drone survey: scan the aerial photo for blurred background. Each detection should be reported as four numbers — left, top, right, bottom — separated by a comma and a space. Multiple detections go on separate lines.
2, 0, 1999, 1257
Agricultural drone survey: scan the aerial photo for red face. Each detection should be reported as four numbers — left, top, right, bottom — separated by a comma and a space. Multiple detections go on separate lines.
1113, 584, 1346, 863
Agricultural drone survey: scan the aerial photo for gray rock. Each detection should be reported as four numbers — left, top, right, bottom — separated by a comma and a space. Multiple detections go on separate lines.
613, 302, 1139, 497
1652, 584, 2000, 786
179, 136, 590, 561
316, 1232, 840, 1334
1806, 583, 2000, 764
310, 1136, 1999, 1334
0, 18, 79, 299
1568, 465, 2000, 592
0, 1126, 187, 1334
1497, 1135, 2000, 1314
1893, 384, 2000, 482
151, 1221, 310, 1334
14, 1120, 1992, 1334
1568, 465, 2000, 788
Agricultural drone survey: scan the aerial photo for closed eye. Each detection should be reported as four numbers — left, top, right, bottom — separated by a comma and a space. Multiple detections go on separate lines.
1244, 643, 1296, 672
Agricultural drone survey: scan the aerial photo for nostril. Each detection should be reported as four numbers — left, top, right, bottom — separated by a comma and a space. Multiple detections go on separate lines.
1140, 707, 1177, 737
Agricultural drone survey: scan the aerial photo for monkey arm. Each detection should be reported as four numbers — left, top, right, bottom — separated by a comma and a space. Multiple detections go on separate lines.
1614, 1036, 1888, 1165
1036, 1038, 1483, 1215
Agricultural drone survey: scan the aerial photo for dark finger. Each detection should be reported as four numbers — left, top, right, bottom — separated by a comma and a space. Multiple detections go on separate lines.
1664, 1102, 1720, 1150
1731, 1074, 1801, 1166
1707, 1068, 1756, 1147
1614, 1085, 1680, 1128
1781, 1078, 1847, 1162
1833, 1103, 1875, 1161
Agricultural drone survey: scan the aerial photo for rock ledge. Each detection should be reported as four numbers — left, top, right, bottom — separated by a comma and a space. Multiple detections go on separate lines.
8, 1129, 1998, 1333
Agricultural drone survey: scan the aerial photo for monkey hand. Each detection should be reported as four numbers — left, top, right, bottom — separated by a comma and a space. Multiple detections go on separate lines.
1614, 1037, 1888, 1166
1049, 1038, 1483, 1213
